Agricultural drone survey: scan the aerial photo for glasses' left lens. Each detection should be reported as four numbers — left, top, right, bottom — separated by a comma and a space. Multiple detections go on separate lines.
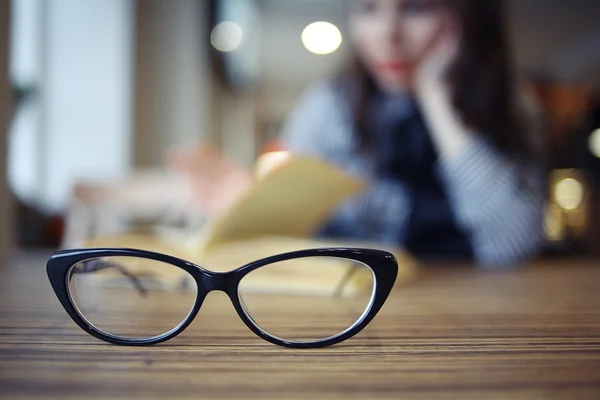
67, 256, 197, 340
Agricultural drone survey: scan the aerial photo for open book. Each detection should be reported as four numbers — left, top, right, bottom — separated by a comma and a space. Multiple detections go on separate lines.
84, 157, 417, 295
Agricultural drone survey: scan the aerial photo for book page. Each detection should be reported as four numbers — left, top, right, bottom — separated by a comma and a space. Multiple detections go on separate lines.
197, 156, 364, 253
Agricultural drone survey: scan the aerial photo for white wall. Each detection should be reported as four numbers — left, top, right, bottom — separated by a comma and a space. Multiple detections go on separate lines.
41, 0, 134, 212
133, 0, 212, 167
9, 0, 213, 211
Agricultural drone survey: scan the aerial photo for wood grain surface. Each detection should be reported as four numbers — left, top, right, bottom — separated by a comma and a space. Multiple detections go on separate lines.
1, 252, 599, 399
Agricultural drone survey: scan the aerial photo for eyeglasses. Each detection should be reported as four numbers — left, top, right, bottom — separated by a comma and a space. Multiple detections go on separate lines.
47, 248, 398, 348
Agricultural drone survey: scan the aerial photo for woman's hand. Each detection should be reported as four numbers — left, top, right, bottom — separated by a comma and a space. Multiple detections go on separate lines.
166, 145, 254, 218
255, 150, 293, 180
166, 143, 294, 218
413, 16, 460, 99
413, 19, 472, 160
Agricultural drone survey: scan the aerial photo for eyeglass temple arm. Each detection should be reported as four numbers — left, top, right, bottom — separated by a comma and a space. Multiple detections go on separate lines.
333, 262, 361, 298
69, 260, 148, 296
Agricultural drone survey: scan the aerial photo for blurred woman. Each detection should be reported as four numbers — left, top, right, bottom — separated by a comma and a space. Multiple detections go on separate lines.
182, 0, 545, 267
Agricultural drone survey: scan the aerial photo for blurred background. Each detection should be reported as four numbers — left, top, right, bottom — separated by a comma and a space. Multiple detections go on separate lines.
1, 0, 600, 257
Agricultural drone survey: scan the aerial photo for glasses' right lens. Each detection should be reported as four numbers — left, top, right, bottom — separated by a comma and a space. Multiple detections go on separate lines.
238, 256, 375, 343
67, 256, 197, 340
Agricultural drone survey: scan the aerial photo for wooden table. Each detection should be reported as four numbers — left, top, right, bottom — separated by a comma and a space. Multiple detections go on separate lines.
1, 252, 599, 399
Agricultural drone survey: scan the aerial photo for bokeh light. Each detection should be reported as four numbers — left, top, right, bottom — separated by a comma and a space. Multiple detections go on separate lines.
555, 178, 584, 211
301, 21, 342, 55
588, 128, 600, 158
211, 21, 243, 52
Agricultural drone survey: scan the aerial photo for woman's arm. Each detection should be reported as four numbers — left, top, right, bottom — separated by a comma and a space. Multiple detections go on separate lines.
438, 135, 545, 267
417, 73, 545, 267
412, 22, 545, 267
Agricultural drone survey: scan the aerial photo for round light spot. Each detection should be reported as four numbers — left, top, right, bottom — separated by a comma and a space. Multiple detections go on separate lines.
555, 178, 584, 211
588, 128, 600, 158
301, 21, 342, 55
211, 21, 243, 52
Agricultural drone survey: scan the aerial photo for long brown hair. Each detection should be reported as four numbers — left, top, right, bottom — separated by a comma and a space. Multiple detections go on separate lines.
351, 0, 534, 162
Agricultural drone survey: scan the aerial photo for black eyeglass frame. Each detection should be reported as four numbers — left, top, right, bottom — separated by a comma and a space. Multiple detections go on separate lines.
47, 247, 398, 349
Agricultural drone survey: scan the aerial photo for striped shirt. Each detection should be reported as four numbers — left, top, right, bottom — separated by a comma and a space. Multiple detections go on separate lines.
281, 82, 545, 267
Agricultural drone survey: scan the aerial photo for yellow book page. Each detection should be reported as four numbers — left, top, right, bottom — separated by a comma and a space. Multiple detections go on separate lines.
196, 156, 364, 253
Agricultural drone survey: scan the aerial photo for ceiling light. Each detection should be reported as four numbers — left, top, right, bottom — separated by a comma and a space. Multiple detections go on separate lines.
301, 21, 342, 55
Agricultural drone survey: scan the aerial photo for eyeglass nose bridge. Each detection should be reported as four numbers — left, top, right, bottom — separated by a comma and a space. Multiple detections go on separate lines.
199, 270, 236, 293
